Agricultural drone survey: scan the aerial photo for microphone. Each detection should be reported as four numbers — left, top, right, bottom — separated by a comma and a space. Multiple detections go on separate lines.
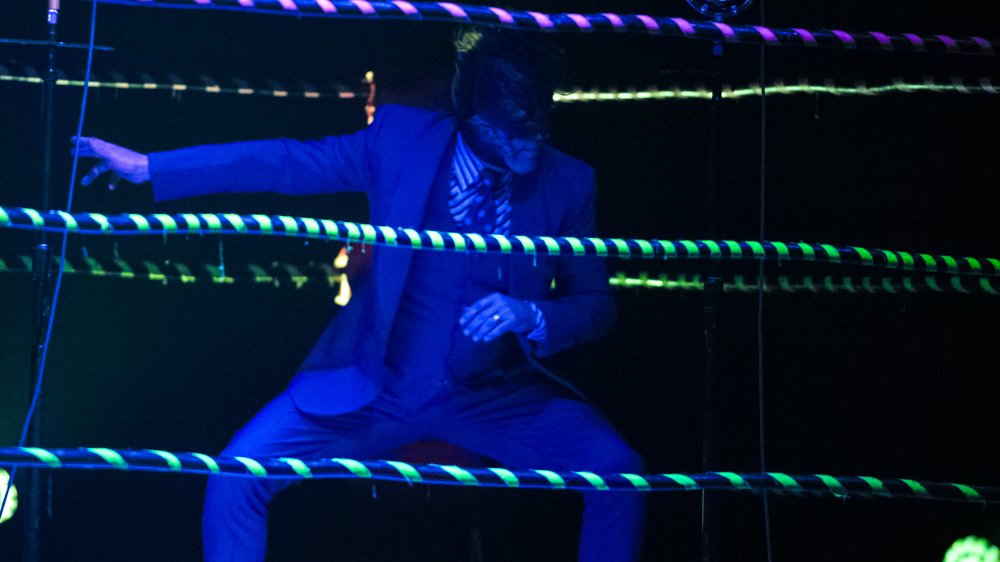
48, 0, 60, 24
686, 0, 753, 20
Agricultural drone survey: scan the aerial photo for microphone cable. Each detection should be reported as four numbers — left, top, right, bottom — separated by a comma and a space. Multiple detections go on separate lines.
757, 0, 775, 561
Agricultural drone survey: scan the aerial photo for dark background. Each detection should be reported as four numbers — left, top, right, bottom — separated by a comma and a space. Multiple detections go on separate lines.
1, 1, 998, 560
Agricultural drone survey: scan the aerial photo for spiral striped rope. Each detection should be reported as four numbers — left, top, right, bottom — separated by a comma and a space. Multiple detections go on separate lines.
1, 447, 995, 503
97, 0, 999, 56
2, 206, 998, 276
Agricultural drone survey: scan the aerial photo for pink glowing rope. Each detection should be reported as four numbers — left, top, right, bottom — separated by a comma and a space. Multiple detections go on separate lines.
488, 6, 513, 24
602, 13, 625, 30
832, 30, 856, 48
95, 0, 1000, 56
636, 15, 659, 33
567, 13, 592, 31
752, 25, 777, 44
391, 0, 416, 14
870, 31, 892, 49
351, 0, 375, 14
904, 33, 927, 51
791, 28, 817, 46
438, 2, 466, 18
669, 17, 696, 36
711, 21, 737, 41
528, 11, 554, 29
936, 35, 959, 53
972, 37, 995, 54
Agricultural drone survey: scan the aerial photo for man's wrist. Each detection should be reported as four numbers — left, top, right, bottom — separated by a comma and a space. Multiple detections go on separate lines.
525, 301, 548, 342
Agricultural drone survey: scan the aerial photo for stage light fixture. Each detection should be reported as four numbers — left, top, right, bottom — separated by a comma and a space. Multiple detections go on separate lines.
944, 536, 999, 562
0, 468, 17, 524
686, 0, 753, 20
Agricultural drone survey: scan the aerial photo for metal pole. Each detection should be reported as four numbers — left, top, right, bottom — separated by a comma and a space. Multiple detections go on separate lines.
23, 2, 61, 560
700, 36, 724, 562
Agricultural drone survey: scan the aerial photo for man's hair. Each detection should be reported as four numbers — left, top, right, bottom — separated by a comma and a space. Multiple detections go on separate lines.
452, 29, 561, 122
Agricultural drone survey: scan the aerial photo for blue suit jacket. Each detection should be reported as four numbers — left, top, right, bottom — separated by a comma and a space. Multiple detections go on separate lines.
150, 104, 615, 415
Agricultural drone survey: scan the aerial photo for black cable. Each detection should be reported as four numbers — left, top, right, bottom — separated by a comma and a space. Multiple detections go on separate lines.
757, 1, 774, 561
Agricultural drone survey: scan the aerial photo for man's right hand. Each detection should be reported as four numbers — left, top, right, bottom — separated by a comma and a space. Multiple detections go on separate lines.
71, 137, 150, 189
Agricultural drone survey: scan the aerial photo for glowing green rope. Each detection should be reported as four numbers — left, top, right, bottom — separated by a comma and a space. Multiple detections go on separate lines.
0, 447, 994, 503
1, 206, 997, 277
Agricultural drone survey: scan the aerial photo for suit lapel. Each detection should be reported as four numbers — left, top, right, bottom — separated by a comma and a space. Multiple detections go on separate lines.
375, 118, 457, 331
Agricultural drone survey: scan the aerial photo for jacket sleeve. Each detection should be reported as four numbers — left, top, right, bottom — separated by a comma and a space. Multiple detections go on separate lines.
147, 110, 389, 202
529, 166, 616, 357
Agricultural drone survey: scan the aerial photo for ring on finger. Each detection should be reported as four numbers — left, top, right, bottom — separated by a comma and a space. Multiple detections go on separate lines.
491, 314, 502, 322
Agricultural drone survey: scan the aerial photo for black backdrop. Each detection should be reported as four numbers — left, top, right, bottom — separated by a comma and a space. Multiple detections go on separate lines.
1, 1, 998, 560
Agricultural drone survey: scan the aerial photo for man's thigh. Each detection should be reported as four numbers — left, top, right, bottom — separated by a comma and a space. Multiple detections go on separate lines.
432, 378, 643, 473
221, 391, 425, 460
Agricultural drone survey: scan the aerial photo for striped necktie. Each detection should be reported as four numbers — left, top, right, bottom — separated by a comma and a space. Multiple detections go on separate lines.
450, 169, 511, 236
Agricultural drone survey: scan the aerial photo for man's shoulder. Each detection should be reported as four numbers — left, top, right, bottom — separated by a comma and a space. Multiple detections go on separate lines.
373, 104, 457, 131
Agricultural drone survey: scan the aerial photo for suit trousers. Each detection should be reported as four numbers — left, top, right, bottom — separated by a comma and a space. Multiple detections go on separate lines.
203, 375, 646, 562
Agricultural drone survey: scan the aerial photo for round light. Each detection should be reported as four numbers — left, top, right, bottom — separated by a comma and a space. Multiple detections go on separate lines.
944, 536, 1000, 562
685, 0, 754, 19
0, 469, 17, 525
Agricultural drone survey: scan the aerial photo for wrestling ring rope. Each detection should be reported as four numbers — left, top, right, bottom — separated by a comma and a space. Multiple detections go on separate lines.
2, 206, 998, 276
97, 0, 999, 55
1, 447, 995, 504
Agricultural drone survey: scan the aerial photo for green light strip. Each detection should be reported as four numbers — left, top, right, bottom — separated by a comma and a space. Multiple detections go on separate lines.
2, 447, 996, 504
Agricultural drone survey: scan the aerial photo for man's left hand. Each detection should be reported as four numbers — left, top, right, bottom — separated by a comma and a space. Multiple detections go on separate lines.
459, 293, 535, 343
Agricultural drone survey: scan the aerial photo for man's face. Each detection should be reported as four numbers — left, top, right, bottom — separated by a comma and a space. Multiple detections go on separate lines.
466, 96, 549, 175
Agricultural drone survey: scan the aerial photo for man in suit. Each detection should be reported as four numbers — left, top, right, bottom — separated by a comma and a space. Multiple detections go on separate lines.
76, 31, 645, 562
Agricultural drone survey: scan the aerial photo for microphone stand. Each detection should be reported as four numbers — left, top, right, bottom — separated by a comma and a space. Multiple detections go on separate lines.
687, 2, 752, 562
5, 3, 112, 560
21, 4, 62, 559
700, 33, 724, 562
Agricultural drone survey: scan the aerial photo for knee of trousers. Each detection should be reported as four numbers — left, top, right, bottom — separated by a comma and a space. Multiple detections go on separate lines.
203, 437, 292, 510
204, 471, 291, 515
